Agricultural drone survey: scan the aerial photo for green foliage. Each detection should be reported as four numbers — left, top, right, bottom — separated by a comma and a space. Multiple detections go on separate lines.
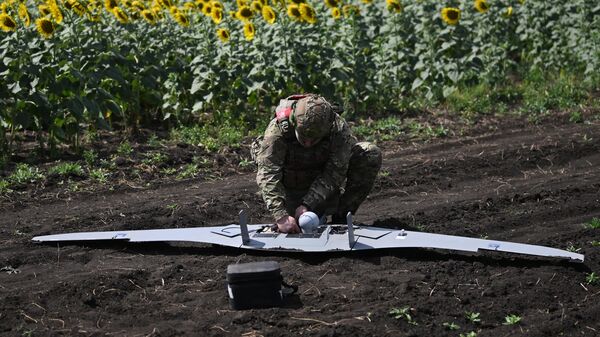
0, 0, 598, 152
83, 150, 98, 167
378, 169, 390, 178
170, 124, 245, 152
447, 83, 520, 117
460, 332, 477, 337
521, 71, 590, 115
465, 311, 481, 324
0, 179, 12, 194
442, 322, 460, 330
117, 141, 133, 156
89, 168, 109, 184
389, 306, 418, 325
238, 158, 253, 168
586, 272, 599, 285
584, 217, 600, 229
503, 314, 522, 325
48, 162, 85, 177
147, 135, 162, 148
161, 167, 177, 175
177, 163, 199, 180
591, 240, 600, 247
353, 116, 449, 142
569, 111, 584, 123
8, 163, 43, 185
0, 154, 7, 170
353, 116, 404, 142
142, 152, 168, 165
407, 121, 449, 139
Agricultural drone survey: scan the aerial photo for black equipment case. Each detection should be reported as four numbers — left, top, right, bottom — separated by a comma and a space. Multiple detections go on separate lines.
226, 261, 286, 310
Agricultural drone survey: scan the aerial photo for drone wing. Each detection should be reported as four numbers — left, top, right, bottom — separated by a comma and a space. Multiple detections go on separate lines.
32, 224, 265, 249
351, 228, 584, 262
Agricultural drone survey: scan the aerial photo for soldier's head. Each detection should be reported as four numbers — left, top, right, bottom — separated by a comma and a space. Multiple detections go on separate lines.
292, 95, 333, 148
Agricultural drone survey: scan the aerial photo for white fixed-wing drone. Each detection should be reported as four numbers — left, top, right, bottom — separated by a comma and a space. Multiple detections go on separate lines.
32, 211, 584, 263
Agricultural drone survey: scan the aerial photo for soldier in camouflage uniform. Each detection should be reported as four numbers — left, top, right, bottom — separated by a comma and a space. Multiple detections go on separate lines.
252, 94, 382, 233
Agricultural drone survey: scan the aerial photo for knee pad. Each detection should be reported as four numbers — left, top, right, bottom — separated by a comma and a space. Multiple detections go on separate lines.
354, 142, 382, 167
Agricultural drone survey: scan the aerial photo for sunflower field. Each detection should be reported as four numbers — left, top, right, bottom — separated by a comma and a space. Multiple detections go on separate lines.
0, 0, 599, 151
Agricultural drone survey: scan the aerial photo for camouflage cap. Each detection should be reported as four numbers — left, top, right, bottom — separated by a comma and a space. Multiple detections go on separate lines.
292, 95, 333, 144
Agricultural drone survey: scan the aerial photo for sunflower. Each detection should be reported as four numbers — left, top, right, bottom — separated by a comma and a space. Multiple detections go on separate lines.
112, 6, 129, 23
157, 0, 172, 9
211, 7, 222, 23
38, 4, 51, 16
299, 3, 315, 23
87, 11, 102, 21
216, 27, 229, 42
361, 0, 372, 4
139, 8, 154, 22
330, 6, 340, 19
441, 7, 460, 25
503, 6, 513, 17
236, 0, 247, 7
235, 5, 252, 20
289, 0, 304, 4
18, 3, 31, 27
474, 0, 489, 13
35, 17, 54, 38
243, 21, 254, 41
323, 0, 338, 9
169, 5, 179, 15
386, 0, 401, 13
132, 1, 146, 11
0, 13, 16, 32
0, 2, 8, 14
174, 11, 189, 26
48, 0, 63, 24
152, 7, 163, 19
104, 0, 118, 11
342, 4, 359, 17
271, 0, 285, 9
286, 4, 301, 20
202, 3, 212, 15
211, 1, 223, 10
261, 5, 275, 24
250, 0, 262, 12
183, 2, 196, 11
70, 1, 87, 16
86, 2, 98, 13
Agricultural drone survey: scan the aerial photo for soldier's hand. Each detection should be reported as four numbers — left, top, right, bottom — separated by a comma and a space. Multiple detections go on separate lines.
276, 215, 300, 234
294, 205, 308, 220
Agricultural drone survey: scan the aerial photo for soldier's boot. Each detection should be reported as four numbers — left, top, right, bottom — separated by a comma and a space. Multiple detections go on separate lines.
333, 142, 382, 222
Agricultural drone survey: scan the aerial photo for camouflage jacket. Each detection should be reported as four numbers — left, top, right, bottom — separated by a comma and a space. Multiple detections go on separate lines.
255, 113, 357, 219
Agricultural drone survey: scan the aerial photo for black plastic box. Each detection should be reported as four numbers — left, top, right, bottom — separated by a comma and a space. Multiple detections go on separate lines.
226, 261, 283, 310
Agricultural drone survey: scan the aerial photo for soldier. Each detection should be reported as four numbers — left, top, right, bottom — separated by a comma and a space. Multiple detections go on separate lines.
252, 94, 382, 233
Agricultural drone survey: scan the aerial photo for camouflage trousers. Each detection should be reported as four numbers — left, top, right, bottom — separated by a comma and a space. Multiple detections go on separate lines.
252, 139, 382, 220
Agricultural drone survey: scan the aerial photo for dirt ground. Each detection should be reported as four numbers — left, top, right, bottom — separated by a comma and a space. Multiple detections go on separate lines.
1, 117, 599, 337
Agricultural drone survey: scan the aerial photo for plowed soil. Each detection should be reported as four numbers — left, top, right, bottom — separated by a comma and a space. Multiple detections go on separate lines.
1, 118, 599, 337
